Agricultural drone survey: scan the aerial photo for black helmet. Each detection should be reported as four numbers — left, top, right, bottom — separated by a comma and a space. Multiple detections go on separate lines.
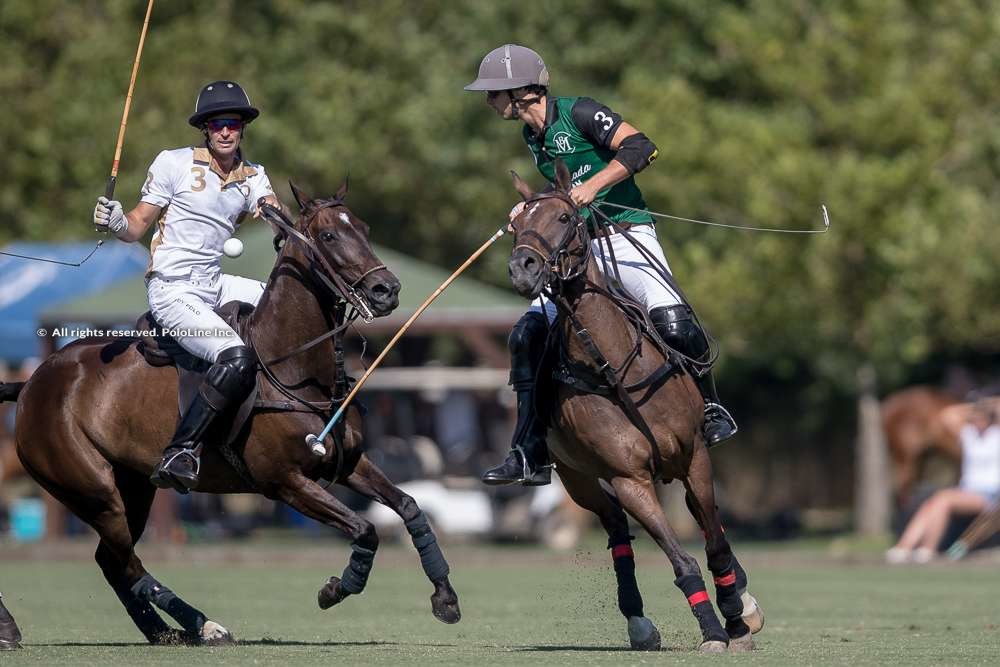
188, 80, 260, 128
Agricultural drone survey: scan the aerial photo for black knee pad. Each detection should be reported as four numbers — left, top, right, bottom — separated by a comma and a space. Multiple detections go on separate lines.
508, 312, 549, 390
650, 306, 708, 360
201, 345, 257, 410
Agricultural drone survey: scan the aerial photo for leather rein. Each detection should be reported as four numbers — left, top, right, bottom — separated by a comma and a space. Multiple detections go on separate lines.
514, 191, 672, 480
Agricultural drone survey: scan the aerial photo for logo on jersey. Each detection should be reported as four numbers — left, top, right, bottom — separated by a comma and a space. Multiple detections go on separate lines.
553, 132, 574, 154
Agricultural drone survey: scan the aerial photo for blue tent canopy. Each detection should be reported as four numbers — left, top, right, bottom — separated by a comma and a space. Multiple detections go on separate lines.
0, 242, 149, 363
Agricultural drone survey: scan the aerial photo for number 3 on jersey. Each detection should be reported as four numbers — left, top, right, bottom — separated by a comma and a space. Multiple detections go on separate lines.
190, 166, 207, 192
594, 111, 613, 131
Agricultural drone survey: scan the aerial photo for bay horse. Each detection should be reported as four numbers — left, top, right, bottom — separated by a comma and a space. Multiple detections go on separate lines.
0, 181, 460, 644
507, 161, 763, 652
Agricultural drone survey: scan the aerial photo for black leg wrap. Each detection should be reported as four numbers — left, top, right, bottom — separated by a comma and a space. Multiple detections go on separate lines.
116, 588, 171, 642
707, 554, 747, 630
675, 574, 728, 643
131, 574, 206, 634
405, 512, 450, 582
608, 535, 644, 618
339, 543, 377, 595
733, 556, 749, 592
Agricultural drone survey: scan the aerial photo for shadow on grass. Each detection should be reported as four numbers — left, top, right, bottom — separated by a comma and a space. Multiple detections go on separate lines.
517, 645, 692, 653
31, 639, 458, 649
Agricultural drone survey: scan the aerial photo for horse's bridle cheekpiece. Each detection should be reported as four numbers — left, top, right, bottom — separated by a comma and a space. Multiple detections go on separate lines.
512, 191, 590, 286
258, 200, 381, 322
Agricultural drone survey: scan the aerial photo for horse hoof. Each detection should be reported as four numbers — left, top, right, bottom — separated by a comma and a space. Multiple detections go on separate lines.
627, 616, 661, 651
431, 585, 461, 624
200, 621, 234, 645
728, 632, 754, 652
740, 592, 765, 634
699, 640, 728, 653
0, 639, 21, 651
318, 576, 349, 610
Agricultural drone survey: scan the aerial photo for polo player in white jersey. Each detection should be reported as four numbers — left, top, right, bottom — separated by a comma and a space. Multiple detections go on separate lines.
93, 80, 281, 493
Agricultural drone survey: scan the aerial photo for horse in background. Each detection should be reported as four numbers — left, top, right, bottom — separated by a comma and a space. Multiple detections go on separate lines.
881, 386, 961, 507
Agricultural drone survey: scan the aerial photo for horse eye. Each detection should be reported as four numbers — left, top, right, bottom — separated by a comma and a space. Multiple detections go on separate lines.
559, 213, 570, 223
321, 232, 334, 242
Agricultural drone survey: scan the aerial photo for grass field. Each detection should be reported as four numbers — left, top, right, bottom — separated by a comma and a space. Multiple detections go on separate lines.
1, 537, 999, 665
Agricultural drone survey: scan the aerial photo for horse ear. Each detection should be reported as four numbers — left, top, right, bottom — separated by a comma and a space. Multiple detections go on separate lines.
553, 158, 571, 192
510, 170, 534, 201
336, 172, 350, 201
288, 180, 310, 212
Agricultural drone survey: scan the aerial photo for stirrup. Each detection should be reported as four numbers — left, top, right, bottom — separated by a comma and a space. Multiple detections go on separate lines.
515, 446, 553, 486
703, 402, 738, 446
150, 448, 201, 493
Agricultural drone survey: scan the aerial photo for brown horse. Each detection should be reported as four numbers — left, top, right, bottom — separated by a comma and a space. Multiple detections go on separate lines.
881, 386, 961, 507
0, 181, 460, 644
506, 161, 763, 652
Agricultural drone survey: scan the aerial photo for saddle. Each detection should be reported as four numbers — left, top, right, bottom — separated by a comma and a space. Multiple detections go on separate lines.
134, 302, 259, 469
136, 300, 255, 371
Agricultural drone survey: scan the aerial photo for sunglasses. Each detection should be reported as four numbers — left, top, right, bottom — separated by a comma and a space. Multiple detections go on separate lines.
205, 118, 244, 132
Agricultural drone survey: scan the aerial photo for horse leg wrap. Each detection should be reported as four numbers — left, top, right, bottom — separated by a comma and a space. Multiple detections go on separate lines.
675, 574, 727, 643
405, 512, 450, 582
709, 557, 750, 637
131, 574, 206, 634
608, 536, 644, 618
339, 543, 377, 595
114, 585, 171, 642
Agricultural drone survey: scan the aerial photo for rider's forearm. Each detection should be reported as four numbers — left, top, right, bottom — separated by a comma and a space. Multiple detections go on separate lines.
587, 160, 631, 195
117, 209, 154, 242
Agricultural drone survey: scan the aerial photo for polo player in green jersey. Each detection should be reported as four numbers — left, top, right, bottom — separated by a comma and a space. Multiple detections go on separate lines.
465, 44, 738, 486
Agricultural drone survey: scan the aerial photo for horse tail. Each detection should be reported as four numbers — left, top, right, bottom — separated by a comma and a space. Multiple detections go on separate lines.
0, 382, 24, 403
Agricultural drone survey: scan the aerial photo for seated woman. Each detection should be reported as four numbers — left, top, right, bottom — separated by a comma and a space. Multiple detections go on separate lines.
886, 400, 1000, 563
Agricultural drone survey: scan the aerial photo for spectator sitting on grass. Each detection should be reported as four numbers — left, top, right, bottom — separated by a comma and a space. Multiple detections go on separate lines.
886, 400, 1000, 563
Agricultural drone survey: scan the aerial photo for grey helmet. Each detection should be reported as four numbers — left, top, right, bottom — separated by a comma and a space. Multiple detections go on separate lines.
464, 44, 549, 91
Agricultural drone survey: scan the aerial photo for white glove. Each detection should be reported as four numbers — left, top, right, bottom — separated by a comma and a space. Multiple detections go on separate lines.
94, 196, 127, 235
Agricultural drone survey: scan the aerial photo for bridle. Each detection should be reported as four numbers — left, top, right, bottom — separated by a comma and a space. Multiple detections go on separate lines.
254, 200, 386, 368
512, 191, 591, 288
259, 200, 384, 323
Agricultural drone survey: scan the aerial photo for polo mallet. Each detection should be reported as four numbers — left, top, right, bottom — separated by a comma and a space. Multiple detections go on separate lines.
2, 0, 154, 266
305, 226, 508, 456
99, 0, 154, 217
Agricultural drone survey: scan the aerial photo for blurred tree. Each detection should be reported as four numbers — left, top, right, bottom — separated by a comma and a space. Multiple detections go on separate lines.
4, 1, 1000, 504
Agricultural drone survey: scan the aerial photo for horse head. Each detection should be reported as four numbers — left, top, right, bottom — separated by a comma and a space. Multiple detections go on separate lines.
508, 159, 589, 299
277, 179, 401, 318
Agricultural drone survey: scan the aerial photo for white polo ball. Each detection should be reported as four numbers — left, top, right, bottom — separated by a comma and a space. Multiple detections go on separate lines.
223, 237, 244, 258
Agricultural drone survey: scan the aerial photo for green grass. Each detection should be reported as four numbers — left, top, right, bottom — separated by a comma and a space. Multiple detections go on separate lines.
1, 538, 999, 665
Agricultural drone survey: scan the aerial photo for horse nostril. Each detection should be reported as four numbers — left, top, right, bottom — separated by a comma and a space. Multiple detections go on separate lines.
522, 255, 537, 272
372, 283, 389, 297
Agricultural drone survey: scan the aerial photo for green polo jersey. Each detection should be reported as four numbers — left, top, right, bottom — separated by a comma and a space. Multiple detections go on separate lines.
522, 96, 653, 228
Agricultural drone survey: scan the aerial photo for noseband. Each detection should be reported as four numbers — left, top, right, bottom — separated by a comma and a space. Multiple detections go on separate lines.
259, 200, 385, 322
512, 191, 590, 286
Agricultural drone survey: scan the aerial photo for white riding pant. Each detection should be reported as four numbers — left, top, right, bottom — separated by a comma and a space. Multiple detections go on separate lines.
529, 223, 682, 321
147, 270, 265, 363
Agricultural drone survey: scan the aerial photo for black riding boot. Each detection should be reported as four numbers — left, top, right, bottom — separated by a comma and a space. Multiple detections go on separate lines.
482, 312, 552, 486
150, 346, 257, 493
650, 305, 737, 446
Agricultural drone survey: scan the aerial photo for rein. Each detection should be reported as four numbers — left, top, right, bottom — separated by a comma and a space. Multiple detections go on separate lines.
259, 202, 382, 323
515, 190, 681, 480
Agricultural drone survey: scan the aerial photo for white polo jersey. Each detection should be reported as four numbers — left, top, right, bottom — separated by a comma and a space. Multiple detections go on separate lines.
140, 146, 273, 279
